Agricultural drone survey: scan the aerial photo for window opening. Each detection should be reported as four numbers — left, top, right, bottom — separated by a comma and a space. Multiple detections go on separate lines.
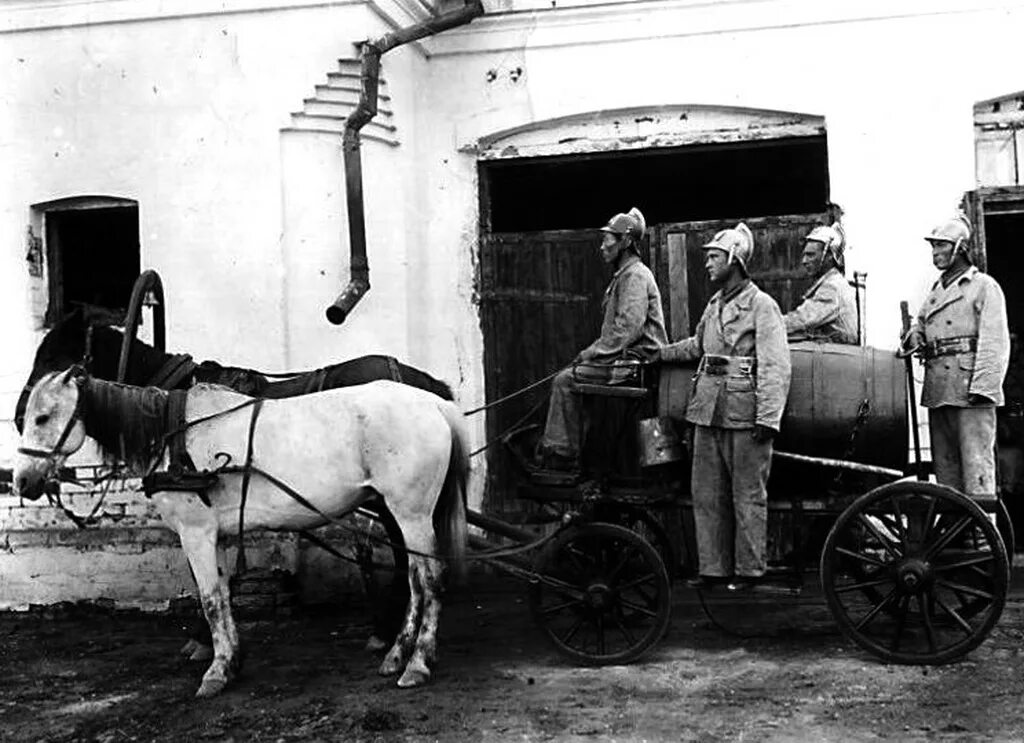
42, 199, 141, 325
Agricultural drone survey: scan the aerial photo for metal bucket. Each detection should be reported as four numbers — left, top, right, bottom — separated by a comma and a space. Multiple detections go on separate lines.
637, 416, 685, 467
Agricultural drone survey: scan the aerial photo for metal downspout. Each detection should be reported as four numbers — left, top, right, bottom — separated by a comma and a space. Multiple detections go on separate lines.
325, 0, 485, 325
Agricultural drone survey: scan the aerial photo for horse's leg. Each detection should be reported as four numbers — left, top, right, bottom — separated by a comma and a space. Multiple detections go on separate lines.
397, 552, 445, 688
378, 554, 423, 678
177, 524, 241, 697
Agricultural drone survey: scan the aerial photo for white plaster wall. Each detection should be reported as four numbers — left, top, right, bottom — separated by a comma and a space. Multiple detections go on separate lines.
0, 3, 407, 462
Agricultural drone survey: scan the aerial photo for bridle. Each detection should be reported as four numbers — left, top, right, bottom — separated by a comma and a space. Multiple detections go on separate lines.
17, 374, 85, 467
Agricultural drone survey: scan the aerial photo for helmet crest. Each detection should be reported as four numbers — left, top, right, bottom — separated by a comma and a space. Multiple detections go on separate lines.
703, 222, 754, 271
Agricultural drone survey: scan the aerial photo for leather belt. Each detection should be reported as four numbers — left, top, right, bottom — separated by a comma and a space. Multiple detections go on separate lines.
698, 354, 756, 377
922, 336, 977, 360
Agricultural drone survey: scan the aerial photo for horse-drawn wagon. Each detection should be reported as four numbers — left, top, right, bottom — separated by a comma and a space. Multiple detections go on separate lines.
11, 270, 1015, 698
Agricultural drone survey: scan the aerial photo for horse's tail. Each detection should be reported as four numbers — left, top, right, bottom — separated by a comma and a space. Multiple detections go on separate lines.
433, 398, 469, 582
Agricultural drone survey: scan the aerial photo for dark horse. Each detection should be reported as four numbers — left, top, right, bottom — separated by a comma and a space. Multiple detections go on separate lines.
15, 306, 452, 430
16, 305, 451, 650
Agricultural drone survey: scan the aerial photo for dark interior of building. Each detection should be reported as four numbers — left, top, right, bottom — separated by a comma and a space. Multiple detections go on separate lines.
482, 135, 829, 232
48, 205, 140, 319
984, 211, 1024, 545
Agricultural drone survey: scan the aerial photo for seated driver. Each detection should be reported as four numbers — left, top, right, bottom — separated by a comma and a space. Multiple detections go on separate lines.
783, 222, 859, 344
534, 207, 668, 471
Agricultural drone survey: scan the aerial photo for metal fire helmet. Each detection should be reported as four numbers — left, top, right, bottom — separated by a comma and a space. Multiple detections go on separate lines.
804, 222, 847, 266
924, 215, 972, 255
601, 207, 647, 241
703, 222, 754, 271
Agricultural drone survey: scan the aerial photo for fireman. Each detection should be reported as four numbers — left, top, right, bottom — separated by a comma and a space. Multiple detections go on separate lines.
535, 207, 668, 471
659, 223, 791, 591
784, 222, 859, 344
901, 214, 1010, 502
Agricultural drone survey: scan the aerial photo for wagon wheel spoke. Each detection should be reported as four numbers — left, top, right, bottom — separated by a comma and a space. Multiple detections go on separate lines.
617, 570, 661, 593
935, 579, 996, 603
607, 545, 640, 583
539, 598, 583, 617
933, 554, 995, 573
596, 616, 606, 656
610, 614, 637, 647
853, 586, 900, 632
889, 595, 910, 653
560, 616, 586, 647
833, 576, 893, 595
921, 497, 939, 543
918, 594, 937, 654
618, 598, 659, 619
933, 595, 974, 636
924, 516, 973, 560
889, 496, 908, 543
835, 546, 888, 569
857, 513, 902, 559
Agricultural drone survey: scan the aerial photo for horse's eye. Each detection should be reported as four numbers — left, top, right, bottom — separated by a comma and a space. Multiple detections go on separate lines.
34, 414, 50, 426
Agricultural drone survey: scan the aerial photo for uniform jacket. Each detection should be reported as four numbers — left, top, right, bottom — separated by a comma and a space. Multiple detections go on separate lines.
661, 281, 791, 430
911, 265, 1009, 408
784, 267, 859, 344
579, 254, 668, 363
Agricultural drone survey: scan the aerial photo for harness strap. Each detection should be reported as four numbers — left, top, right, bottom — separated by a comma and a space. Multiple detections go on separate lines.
235, 398, 264, 575
386, 356, 404, 383
148, 354, 198, 390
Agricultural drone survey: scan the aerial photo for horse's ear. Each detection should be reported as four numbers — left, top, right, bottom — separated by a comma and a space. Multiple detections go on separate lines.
60, 364, 87, 385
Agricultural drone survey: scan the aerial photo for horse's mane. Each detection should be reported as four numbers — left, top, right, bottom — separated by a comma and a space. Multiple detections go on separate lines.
80, 378, 169, 469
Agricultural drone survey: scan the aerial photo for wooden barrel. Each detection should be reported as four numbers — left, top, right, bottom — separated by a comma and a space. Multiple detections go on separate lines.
658, 342, 908, 470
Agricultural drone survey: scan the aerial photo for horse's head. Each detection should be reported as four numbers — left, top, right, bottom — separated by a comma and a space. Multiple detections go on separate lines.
15, 306, 169, 433
14, 366, 89, 500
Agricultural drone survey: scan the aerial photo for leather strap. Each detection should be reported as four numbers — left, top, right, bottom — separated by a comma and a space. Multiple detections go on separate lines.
235, 398, 265, 575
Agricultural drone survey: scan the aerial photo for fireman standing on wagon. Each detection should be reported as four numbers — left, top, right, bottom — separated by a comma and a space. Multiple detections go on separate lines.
659, 223, 791, 591
784, 222, 859, 344
901, 214, 1010, 502
535, 207, 668, 471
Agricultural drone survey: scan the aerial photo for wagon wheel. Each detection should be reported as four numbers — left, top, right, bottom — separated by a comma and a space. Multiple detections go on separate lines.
117, 270, 166, 382
996, 497, 1015, 565
528, 522, 671, 665
591, 503, 677, 578
353, 499, 410, 647
821, 481, 1008, 665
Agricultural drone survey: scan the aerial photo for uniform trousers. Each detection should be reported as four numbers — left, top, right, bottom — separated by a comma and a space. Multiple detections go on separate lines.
691, 425, 773, 578
539, 361, 640, 458
928, 405, 998, 499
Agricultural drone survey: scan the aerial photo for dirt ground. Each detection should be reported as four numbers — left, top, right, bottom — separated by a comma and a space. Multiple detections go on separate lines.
3, 582, 1024, 743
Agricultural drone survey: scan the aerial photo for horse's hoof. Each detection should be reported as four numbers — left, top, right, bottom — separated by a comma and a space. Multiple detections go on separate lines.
397, 668, 430, 688
188, 644, 214, 662
378, 657, 402, 677
195, 677, 227, 698
180, 639, 201, 657
364, 635, 388, 653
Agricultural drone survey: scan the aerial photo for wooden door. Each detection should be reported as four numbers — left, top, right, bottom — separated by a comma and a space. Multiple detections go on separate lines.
478, 230, 660, 510
651, 213, 830, 339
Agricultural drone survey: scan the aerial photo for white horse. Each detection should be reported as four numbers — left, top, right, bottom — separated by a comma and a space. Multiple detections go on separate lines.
14, 367, 468, 697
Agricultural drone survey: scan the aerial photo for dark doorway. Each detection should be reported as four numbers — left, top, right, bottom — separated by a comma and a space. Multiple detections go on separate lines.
482, 136, 829, 233
45, 203, 141, 325
984, 211, 1024, 550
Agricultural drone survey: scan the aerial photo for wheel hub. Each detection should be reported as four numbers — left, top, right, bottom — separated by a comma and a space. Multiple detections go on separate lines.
585, 582, 614, 611
895, 558, 932, 594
